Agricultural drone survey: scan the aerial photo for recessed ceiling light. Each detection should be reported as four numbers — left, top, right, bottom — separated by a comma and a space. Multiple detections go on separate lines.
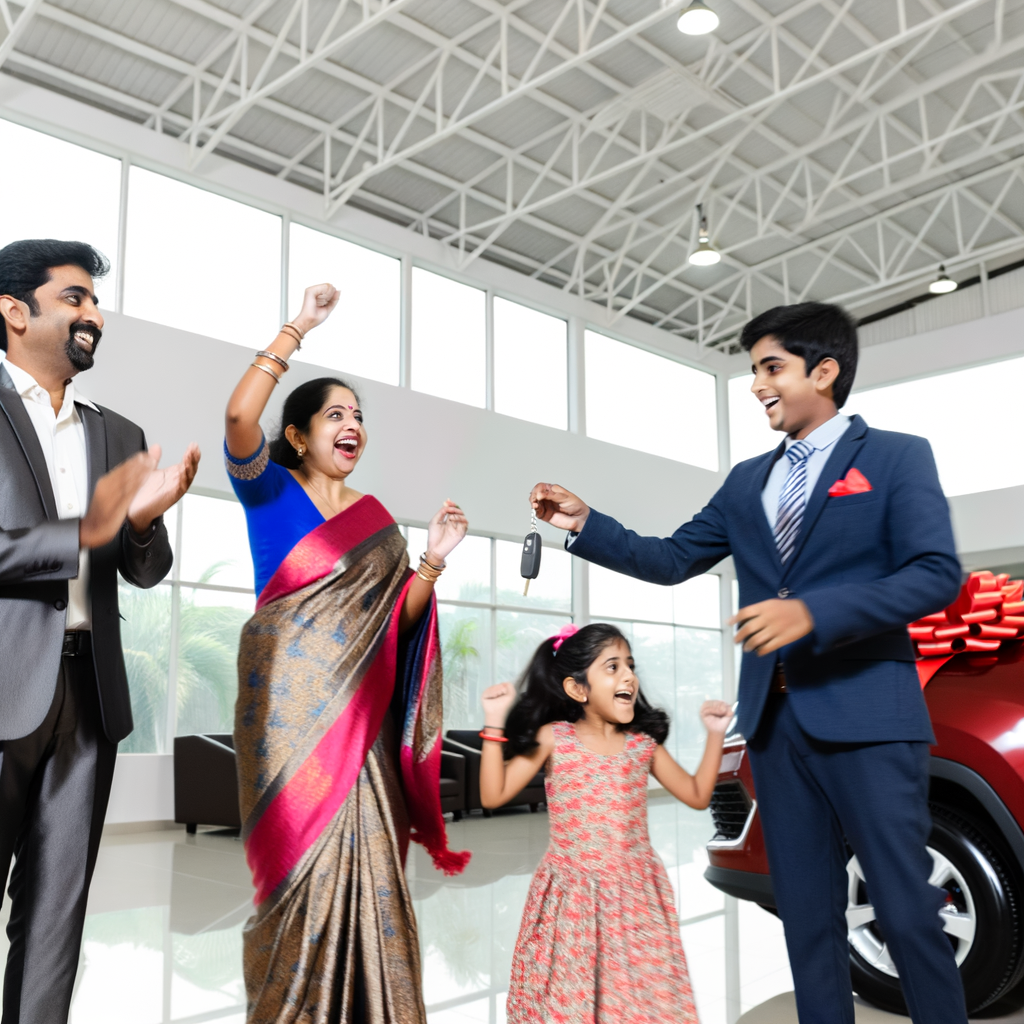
677, 1, 719, 35
929, 265, 958, 294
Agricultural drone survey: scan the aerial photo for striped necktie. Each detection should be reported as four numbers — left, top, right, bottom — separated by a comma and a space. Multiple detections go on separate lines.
774, 439, 815, 563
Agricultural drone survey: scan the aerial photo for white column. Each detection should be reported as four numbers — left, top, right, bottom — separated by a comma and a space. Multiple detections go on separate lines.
400, 255, 413, 389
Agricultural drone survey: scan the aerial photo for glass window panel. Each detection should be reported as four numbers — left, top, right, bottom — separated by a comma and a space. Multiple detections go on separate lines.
493, 297, 567, 429
496, 610, 572, 683
117, 581, 172, 753
672, 574, 721, 629
411, 268, 485, 407
729, 372, 778, 466
495, 539, 571, 611
844, 356, 1024, 497
179, 494, 254, 591
288, 223, 400, 385
407, 527, 490, 603
584, 331, 718, 471
589, 564, 674, 623
175, 589, 254, 737
438, 606, 491, 730
124, 168, 280, 347
0, 120, 122, 309
674, 625, 723, 769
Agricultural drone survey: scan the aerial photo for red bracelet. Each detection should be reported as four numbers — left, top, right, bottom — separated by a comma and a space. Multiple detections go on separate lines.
479, 730, 508, 743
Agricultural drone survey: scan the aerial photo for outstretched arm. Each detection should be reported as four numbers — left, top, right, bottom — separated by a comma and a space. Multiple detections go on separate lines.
529, 482, 732, 586
478, 683, 554, 808
225, 284, 341, 459
650, 700, 732, 809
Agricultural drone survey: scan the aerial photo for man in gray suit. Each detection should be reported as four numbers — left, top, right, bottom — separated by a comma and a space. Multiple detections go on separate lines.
0, 238, 200, 1023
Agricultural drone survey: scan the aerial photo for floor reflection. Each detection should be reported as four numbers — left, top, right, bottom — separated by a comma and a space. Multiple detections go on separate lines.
0, 795, 793, 1023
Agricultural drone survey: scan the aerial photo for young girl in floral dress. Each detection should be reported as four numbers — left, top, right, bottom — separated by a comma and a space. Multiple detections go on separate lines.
479, 622, 732, 1024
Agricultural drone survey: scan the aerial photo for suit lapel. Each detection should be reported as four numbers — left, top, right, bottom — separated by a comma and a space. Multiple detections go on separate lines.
0, 364, 59, 519
79, 404, 107, 503
781, 415, 869, 578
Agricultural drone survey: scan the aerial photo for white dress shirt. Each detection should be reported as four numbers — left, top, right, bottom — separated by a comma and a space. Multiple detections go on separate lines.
761, 413, 852, 529
1, 353, 95, 629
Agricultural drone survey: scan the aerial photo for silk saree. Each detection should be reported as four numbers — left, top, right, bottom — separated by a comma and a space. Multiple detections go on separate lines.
234, 495, 469, 1023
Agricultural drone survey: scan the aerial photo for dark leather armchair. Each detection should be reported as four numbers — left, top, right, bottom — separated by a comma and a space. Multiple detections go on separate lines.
440, 750, 466, 821
173, 733, 241, 833
173, 733, 468, 833
443, 730, 546, 816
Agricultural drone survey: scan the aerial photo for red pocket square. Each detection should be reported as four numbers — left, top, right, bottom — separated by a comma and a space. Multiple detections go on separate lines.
828, 468, 873, 497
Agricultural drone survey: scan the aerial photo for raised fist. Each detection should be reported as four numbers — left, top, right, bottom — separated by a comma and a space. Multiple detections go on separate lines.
293, 283, 341, 335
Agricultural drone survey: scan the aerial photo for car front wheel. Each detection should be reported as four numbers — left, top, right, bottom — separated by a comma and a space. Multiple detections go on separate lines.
847, 806, 1024, 1016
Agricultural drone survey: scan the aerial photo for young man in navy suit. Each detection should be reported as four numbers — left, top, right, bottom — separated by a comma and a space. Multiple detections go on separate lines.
530, 302, 966, 1024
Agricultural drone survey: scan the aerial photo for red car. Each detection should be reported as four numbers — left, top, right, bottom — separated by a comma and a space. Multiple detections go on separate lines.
705, 639, 1024, 1016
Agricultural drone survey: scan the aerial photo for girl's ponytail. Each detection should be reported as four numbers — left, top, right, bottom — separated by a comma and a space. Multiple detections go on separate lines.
504, 622, 669, 754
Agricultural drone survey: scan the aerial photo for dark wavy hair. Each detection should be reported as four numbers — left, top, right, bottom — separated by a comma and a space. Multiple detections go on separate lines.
504, 622, 669, 755
268, 376, 362, 469
739, 301, 859, 407
0, 239, 110, 349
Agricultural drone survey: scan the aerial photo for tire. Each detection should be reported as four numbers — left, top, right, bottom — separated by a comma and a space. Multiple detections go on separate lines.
848, 806, 1024, 1016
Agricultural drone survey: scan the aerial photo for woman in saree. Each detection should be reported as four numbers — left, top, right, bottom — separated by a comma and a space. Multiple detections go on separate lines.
224, 282, 470, 1024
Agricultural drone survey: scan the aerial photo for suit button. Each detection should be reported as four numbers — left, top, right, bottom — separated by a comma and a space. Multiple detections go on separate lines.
778, 588, 790, 599
54, 599, 67, 611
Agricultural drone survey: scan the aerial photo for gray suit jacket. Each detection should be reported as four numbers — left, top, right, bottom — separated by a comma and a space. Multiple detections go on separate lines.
0, 363, 173, 743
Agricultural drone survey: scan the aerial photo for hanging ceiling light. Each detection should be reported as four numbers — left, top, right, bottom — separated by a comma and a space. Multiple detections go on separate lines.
929, 264, 958, 295
689, 204, 721, 266
677, 1, 719, 35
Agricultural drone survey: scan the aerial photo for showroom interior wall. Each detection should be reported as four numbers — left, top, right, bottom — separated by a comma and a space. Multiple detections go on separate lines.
4, 77, 1024, 828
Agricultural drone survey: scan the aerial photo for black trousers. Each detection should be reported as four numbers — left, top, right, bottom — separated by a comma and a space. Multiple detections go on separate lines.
0, 641, 117, 1024
747, 693, 967, 1024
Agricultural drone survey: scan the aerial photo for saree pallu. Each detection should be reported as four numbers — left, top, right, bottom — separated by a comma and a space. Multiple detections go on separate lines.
235, 495, 469, 1024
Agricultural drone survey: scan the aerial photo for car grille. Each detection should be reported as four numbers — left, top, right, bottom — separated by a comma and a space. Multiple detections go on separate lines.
709, 781, 753, 842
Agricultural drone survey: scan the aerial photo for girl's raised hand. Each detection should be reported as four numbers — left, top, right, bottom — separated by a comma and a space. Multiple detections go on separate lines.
481, 682, 517, 728
426, 499, 468, 563
700, 700, 734, 735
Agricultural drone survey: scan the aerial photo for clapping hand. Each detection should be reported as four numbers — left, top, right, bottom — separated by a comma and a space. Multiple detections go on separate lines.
700, 700, 734, 735
128, 443, 201, 533
426, 499, 468, 564
481, 682, 517, 728
293, 283, 341, 335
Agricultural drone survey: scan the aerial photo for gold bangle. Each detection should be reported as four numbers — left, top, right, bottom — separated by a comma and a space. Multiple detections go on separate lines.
279, 324, 303, 349
416, 554, 445, 584
420, 552, 446, 571
256, 350, 289, 371
284, 320, 305, 339
251, 361, 280, 384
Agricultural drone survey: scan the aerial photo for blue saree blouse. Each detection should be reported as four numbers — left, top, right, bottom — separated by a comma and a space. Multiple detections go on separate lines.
224, 436, 324, 595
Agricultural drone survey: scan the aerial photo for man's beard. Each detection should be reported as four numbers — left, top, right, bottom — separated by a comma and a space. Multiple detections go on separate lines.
65, 322, 102, 372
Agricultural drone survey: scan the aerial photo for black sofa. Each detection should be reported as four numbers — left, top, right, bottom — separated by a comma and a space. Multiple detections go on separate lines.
443, 730, 546, 816
173, 733, 468, 832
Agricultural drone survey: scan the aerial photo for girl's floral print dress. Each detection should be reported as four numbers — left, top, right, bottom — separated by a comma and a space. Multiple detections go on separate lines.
506, 722, 700, 1024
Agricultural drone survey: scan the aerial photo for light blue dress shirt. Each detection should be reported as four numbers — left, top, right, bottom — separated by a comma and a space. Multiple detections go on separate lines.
761, 414, 852, 529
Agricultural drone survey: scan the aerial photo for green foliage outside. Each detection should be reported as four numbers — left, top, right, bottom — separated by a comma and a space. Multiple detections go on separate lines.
117, 565, 252, 753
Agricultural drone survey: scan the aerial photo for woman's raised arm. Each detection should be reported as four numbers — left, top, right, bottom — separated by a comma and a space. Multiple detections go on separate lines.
225, 283, 340, 459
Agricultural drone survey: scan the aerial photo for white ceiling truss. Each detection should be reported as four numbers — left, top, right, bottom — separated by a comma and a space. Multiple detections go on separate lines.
3, 0, 1024, 349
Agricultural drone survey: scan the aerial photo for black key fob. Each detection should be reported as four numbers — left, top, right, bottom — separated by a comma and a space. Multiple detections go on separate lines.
521, 530, 542, 580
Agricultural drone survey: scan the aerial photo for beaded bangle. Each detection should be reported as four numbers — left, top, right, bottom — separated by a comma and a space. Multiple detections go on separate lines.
479, 731, 508, 743
251, 361, 280, 384
256, 350, 290, 371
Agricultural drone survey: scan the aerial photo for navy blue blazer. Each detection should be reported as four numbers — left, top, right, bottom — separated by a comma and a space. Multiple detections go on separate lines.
569, 415, 961, 744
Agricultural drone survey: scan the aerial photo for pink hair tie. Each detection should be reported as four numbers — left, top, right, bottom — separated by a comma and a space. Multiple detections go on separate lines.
551, 624, 579, 653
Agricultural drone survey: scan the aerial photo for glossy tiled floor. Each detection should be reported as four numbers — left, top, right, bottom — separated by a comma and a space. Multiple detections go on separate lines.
1, 794, 1022, 1023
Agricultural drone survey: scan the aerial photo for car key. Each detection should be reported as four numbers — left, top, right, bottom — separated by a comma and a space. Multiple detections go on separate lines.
521, 511, 542, 596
